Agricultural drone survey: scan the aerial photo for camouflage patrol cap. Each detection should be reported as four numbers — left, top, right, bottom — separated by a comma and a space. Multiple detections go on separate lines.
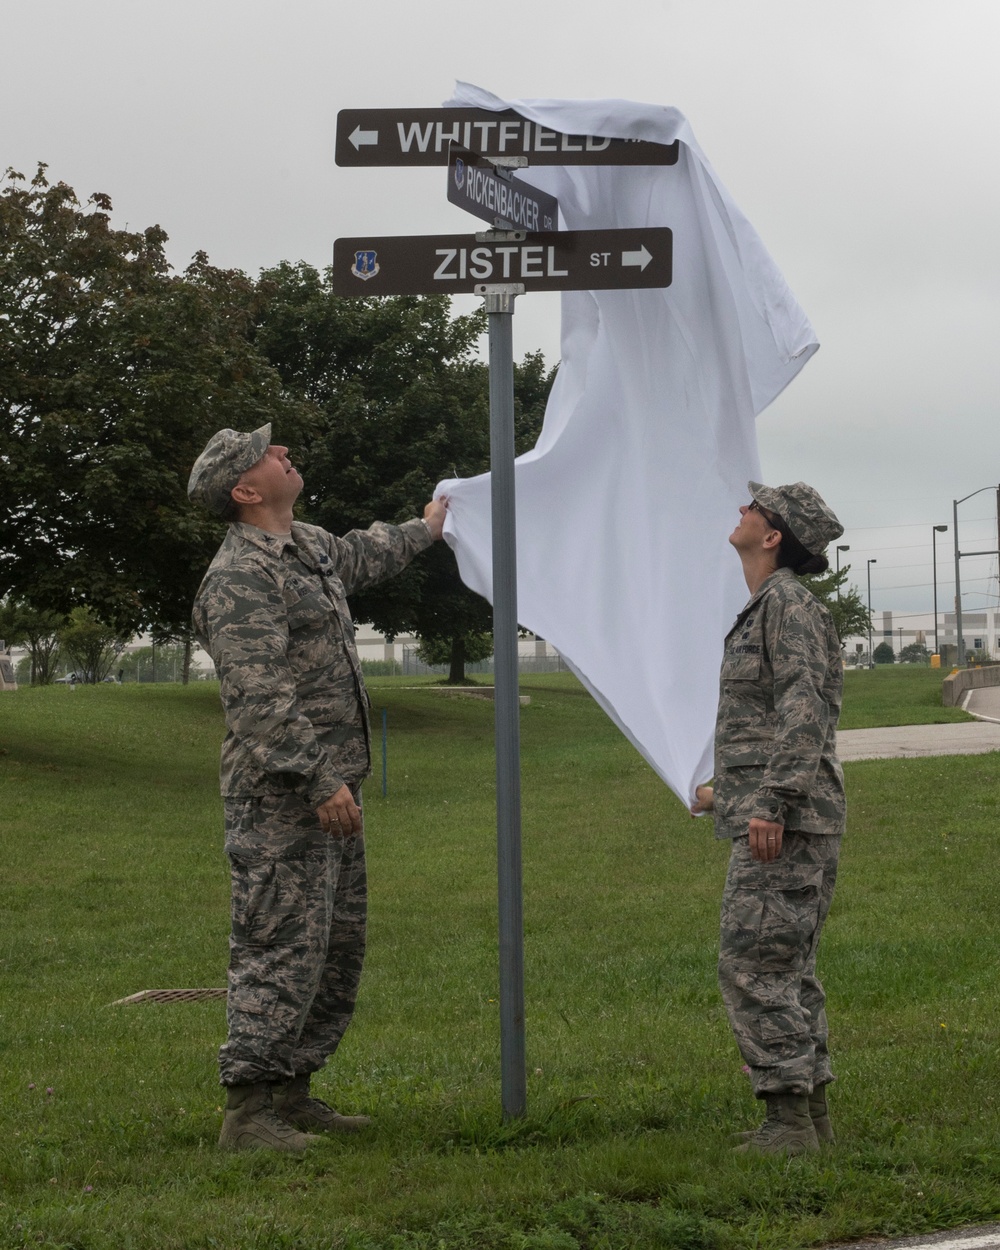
749, 480, 844, 555
187, 424, 271, 515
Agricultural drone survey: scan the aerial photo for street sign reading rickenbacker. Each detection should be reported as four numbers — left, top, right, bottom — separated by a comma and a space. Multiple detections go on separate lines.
448, 146, 560, 232
332, 227, 672, 297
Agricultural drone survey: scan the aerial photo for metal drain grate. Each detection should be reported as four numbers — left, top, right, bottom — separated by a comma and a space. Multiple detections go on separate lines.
112, 988, 227, 1005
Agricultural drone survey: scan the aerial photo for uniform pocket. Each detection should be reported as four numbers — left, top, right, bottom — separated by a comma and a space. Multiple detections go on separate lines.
721, 650, 762, 681
227, 983, 277, 1022
224, 793, 321, 860
716, 743, 773, 769
714, 755, 781, 829
284, 585, 333, 631
723, 884, 819, 973
224, 794, 316, 946
229, 855, 308, 946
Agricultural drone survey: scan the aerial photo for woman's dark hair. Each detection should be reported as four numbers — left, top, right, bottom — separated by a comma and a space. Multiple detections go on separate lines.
763, 508, 829, 576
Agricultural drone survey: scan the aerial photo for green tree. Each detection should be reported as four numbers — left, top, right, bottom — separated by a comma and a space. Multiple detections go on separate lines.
416, 630, 494, 683
898, 642, 931, 665
873, 641, 895, 665
253, 264, 553, 682
799, 565, 871, 643
0, 165, 315, 650
58, 606, 128, 683
0, 599, 66, 684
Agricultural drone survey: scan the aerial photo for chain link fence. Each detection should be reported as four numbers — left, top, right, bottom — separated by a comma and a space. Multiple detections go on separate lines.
397, 647, 569, 678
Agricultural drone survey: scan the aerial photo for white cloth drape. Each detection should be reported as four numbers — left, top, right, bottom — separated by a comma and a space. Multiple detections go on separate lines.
436, 83, 818, 805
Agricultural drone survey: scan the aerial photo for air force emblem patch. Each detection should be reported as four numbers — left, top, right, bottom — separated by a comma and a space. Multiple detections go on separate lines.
351, 250, 380, 281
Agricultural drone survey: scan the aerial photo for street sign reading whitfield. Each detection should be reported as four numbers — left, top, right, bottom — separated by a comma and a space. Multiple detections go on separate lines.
447, 146, 559, 232
336, 108, 679, 167
331, 227, 672, 297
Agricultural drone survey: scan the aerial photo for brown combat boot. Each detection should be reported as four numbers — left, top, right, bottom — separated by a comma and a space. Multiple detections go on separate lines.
218, 1082, 320, 1153
733, 1093, 819, 1156
734, 1084, 835, 1145
808, 1083, 835, 1144
273, 1073, 371, 1134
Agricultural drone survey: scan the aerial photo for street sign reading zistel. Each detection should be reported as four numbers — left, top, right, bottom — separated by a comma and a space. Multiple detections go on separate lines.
336, 108, 679, 167
331, 228, 672, 297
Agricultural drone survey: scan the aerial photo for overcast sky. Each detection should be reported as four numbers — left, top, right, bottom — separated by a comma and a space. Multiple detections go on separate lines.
5, 0, 999, 626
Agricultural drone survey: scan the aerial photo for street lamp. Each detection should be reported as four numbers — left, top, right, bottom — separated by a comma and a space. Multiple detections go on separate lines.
953, 485, 1000, 666
866, 559, 877, 668
931, 524, 947, 657
835, 544, 850, 600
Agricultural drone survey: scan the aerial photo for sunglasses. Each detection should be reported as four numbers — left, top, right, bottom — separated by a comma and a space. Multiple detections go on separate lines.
748, 499, 782, 530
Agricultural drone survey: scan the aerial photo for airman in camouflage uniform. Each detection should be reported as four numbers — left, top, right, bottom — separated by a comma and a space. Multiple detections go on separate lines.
693, 481, 845, 1155
188, 424, 446, 1152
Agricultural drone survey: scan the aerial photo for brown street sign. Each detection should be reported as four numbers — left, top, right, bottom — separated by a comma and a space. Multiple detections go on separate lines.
447, 146, 559, 232
331, 228, 672, 297
336, 108, 679, 167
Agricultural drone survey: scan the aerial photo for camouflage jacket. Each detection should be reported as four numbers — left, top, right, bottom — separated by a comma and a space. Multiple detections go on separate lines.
192, 518, 432, 805
713, 567, 845, 838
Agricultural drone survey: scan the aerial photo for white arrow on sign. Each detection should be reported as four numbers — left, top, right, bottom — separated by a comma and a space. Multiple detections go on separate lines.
349, 126, 379, 150
621, 245, 653, 271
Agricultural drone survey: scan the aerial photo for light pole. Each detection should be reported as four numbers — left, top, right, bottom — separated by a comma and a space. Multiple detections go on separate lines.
953, 485, 1000, 667
931, 524, 947, 657
836, 544, 850, 600
866, 559, 877, 667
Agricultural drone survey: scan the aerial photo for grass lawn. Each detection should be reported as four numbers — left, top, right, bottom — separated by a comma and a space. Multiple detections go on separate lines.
0, 671, 998, 1249
839, 666, 972, 730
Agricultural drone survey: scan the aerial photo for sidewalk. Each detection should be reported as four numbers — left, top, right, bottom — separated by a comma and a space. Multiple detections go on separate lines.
961, 683, 1000, 723
837, 686, 1000, 761
838, 720, 1000, 761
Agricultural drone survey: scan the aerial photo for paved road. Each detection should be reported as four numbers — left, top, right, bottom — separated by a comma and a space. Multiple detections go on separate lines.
825, 1226, 1000, 1250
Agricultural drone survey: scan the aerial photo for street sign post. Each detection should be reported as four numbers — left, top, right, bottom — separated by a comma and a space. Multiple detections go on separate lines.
447, 145, 559, 232
333, 222, 672, 1122
331, 227, 672, 297
334, 113, 674, 1120
336, 108, 678, 167
483, 285, 527, 1122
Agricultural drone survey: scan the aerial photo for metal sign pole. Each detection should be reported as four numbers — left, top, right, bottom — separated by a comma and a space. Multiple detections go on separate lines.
954, 497, 963, 666
952, 485, 1000, 667
481, 277, 527, 1120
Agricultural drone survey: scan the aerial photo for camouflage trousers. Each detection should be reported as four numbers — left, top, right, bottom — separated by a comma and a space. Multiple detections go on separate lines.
218, 789, 367, 1087
718, 830, 841, 1097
